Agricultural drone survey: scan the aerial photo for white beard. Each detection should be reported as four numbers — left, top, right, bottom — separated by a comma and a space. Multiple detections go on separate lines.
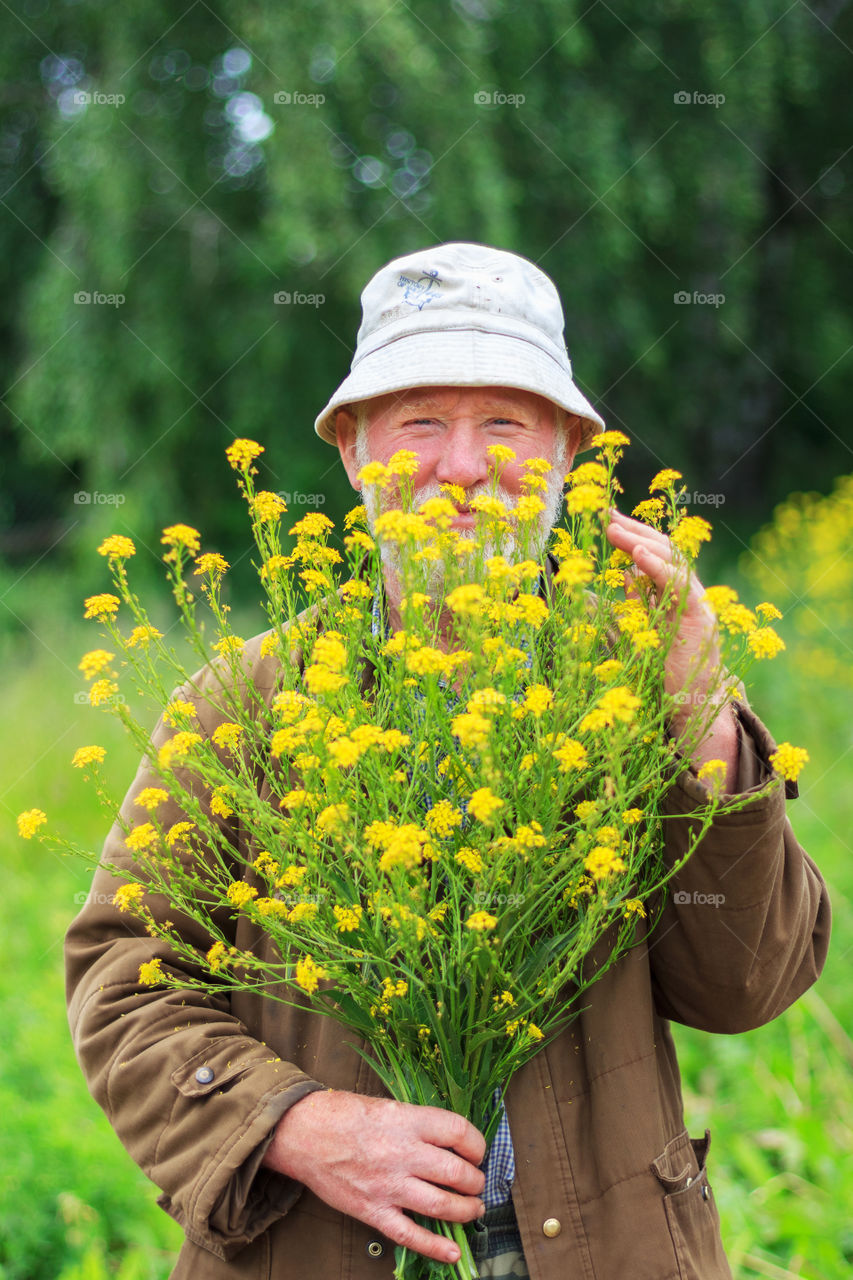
354, 425, 567, 599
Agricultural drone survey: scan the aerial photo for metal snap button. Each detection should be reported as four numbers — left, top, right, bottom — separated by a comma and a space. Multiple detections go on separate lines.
367, 1240, 384, 1258
542, 1217, 562, 1238
194, 1066, 215, 1084
702, 1184, 711, 1201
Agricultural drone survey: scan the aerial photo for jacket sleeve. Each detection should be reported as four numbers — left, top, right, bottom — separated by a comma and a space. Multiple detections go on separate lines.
64, 650, 325, 1262
648, 701, 831, 1033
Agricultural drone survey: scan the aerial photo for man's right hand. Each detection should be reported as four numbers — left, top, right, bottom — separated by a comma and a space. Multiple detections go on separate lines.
262, 1090, 487, 1265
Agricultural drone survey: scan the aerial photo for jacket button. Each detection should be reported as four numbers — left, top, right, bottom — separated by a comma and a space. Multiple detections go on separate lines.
542, 1218, 562, 1238
702, 1185, 711, 1201
366, 1241, 384, 1257
195, 1066, 215, 1084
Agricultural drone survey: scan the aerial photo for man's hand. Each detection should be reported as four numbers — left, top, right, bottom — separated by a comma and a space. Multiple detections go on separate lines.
263, 1090, 487, 1264
605, 510, 739, 790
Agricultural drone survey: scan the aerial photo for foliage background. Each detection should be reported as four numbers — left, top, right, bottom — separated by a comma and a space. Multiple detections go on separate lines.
1, 0, 851, 1277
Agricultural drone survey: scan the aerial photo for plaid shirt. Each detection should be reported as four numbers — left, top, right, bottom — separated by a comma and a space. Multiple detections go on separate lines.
369, 582, 539, 1207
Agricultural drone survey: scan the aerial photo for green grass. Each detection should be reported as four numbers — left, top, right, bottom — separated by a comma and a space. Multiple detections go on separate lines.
2, 611, 851, 1279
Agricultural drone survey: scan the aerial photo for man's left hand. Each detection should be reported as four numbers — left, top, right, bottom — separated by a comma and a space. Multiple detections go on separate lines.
605, 509, 739, 791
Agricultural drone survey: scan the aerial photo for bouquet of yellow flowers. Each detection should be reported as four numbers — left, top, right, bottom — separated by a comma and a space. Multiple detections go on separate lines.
20, 430, 806, 1279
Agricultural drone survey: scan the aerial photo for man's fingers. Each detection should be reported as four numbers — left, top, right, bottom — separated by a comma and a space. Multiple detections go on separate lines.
370, 1206, 463, 1265
413, 1105, 487, 1168
407, 1144, 486, 1197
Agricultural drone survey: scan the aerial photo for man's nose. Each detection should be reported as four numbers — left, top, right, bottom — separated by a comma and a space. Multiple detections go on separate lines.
433, 423, 491, 492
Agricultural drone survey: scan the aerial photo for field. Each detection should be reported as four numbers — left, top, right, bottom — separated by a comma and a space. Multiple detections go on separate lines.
2, 599, 851, 1280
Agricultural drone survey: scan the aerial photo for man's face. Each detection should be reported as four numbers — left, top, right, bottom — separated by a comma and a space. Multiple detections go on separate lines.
335, 385, 581, 590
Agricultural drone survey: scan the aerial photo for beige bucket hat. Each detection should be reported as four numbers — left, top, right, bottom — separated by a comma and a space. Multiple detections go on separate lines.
314, 242, 605, 451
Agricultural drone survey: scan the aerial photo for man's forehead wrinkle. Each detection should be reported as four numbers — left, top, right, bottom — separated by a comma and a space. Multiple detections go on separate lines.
378, 390, 547, 417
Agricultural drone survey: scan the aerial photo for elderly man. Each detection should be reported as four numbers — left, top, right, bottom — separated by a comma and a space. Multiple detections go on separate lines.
66, 243, 830, 1280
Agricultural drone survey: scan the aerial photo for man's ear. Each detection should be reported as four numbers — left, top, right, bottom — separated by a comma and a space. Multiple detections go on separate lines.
565, 414, 583, 467
335, 408, 361, 490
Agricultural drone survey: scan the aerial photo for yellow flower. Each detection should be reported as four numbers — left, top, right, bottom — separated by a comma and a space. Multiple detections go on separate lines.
697, 759, 728, 787
756, 601, 782, 622
135, 787, 169, 811
260, 632, 280, 658
317, 803, 350, 836
465, 911, 498, 932
161, 524, 201, 556
468, 788, 503, 823
157, 731, 203, 770
78, 649, 114, 679
579, 686, 640, 732
256, 897, 289, 918
226, 880, 258, 908
569, 461, 609, 487
451, 711, 491, 750
164, 699, 197, 727
526, 1023, 545, 1042
127, 624, 161, 648
358, 460, 391, 487
623, 899, 647, 918
333, 904, 363, 932
88, 679, 119, 707
125, 823, 158, 852
290, 512, 335, 539
445, 583, 487, 615
212, 721, 243, 751
622, 808, 644, 824
747, 627, 785, 660
226, 438, 264, 470
554, 550, 594, 589
295, 954, 327, 994
575, 800, 598, 822
632, 628, 660, 651
425, 800, 463, 837
702, 585, 739, 613
252, 491, 287, 522
631, 498, 665, 525
553, 738, 588, 772
340, 579, 373, 601
277, 865, 308, 887
470, 494, 509, 520
769, 742, 809, 782
494, 990, 516, 1009
207, 940, 228, 971
165, 821, 195, 847
596, 429, 630, 448
344, 504, 367, 528
97, 534, 136, 560
289, 901, 319, 925
213, 635, 245, 658
17, 809, 47, 839
486, 443, 517, 465
138, 958, 164, 986
719, 602, 756, 634
593, 658, 623, 681
584, 845, 626, 879
565, 484, 608, 515
210, 786, 235, 819
455, 847, 484, 874
515, 494, 545, 522
72, 745, 106, 769
671, 516, 712, 558
520, 684, 553, 717
194, 552, 230, 577
406, 646, 449, 678
649, 468, 682, 492
83, 593, 120, 620
387, 449, 420, 478
113, 883, 144, 912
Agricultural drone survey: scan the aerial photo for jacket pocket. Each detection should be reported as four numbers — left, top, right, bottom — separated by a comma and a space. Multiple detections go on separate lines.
651, 1130, 733, 1280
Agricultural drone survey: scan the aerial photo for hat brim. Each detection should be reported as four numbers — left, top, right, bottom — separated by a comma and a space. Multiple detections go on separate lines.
314, 328, 605, 452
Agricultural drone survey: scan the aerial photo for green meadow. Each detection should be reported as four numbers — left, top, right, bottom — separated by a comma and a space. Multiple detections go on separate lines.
2, 590, 851, 1280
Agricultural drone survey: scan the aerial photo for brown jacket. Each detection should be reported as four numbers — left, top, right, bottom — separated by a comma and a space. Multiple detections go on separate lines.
65, 597, 830, 1280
